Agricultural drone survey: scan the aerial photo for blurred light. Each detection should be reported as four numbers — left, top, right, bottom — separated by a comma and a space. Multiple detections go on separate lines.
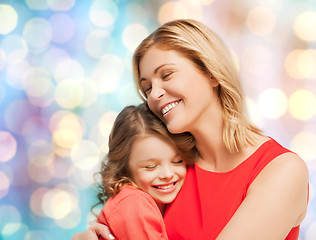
0, 205, 21, 231
0, 48, 6, 71
47, 0, 75, 11
55, 207, 81, 229
55, 79, 84, 109
98, 111, 118, 138
4, 99, 39, 135
26, 0, 49, 10
78, 78, 98, 108
89, 125, 108, 155
241, 44, 272, 75
89, 0, 118, 28
187, 0, 215, 5
28, 160, 54, 183
71, 140, 100, 170
288, 89, 316, 120
42, 188, 78, 219
42, 47, 70, 75
25, 231, 53, 240
119, 82, 142, 107
245, 97, 264, 128
91, 54, 124, 94
54, 59, 84, 82
68, 167, 97, 189
0, 171, 10, 199
30, 187, 49, 217
2, 223, 21, 235
28, 140, 54, 167
122, 24, 149, 52
285, 49, 316, 79
297, 49, 316, 79
291, 132, 316, 162
49, 13, 75, 43
6, 60, 31, 89
246, 6, 276, 35
27, 87, 55, 108
22, 67, 52, 97
1, 34, 28, 63
125, 3, 148, 23
0, 131, 17, 162
50, 111, 84, 149
23, 18, 53, 52
306, 221, 316, 240
0, 4, 18, 35
85, 30, 113, 58
294, 11, 316, 42
1, 224, 29, 240
257, 88, 287, 119
158, 2, 188, 24
0, 84, 4, 104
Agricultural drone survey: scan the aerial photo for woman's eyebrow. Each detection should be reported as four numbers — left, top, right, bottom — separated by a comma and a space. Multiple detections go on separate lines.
140, 63, 175, 83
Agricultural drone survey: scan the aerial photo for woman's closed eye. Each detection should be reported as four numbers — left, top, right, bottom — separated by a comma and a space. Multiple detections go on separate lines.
162, 72, 173, 80
172, 159, 183, 164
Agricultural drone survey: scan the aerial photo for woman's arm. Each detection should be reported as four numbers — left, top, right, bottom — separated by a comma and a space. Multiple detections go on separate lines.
217, 152, 309, 240
71, 223, 115, 240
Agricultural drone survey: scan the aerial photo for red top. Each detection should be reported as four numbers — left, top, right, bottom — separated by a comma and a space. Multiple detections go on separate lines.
164, 138, 300, 240
97, 185, 168, 240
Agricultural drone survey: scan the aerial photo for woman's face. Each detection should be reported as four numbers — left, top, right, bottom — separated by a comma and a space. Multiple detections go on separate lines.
139, 46, 220, 134
128, 135, 186, 209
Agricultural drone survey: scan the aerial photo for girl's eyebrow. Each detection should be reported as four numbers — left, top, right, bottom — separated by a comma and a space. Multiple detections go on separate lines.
140, 63, 175, 83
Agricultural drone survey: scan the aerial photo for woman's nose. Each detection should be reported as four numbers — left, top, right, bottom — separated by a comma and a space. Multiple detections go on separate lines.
150, 82, 165, 101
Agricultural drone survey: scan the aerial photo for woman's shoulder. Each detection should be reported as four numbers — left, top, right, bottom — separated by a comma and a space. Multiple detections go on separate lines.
249, 138, 309, 192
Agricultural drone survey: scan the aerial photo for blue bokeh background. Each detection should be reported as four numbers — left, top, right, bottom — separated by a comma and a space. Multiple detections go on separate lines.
0, 0, 316, 239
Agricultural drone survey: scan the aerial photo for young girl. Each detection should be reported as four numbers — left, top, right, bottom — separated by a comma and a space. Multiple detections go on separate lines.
94, 103, 196, 239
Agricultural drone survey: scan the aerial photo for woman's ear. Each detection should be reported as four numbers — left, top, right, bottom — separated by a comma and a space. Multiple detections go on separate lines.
210, 75, 219, 87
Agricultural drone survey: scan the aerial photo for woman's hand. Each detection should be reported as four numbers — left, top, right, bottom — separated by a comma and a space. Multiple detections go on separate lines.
71, 223, 115, 240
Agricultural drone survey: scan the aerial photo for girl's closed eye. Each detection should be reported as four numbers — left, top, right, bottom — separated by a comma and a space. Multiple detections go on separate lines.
144, 164, 157, 170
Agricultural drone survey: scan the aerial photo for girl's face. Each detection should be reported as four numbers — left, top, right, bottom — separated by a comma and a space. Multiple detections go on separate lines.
138, 46, 220, 134
128, 135, 186, 210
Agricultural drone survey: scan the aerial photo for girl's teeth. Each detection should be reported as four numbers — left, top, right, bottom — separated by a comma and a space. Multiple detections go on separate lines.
157, 183, 173, 189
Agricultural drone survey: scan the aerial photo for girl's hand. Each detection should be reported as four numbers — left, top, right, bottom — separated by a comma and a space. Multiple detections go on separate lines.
71, 223, 115, 240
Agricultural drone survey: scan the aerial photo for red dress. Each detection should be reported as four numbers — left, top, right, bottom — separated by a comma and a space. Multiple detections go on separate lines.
164, 138, 300, 239
97, 185, 168, 240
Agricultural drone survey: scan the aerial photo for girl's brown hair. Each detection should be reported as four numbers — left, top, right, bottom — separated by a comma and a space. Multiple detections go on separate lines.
95, 103, 196, 208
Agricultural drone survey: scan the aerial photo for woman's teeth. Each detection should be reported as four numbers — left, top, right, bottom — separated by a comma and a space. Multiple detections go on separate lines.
162, 101, 179, 115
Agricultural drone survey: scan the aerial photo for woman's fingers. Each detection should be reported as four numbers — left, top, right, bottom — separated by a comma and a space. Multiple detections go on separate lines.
92, 223, 115, 240
71, 223, 115, 240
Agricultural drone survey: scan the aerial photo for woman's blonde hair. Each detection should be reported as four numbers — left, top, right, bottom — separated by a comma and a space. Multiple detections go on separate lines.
133, 19, 262, 153
95, 103, 196, 207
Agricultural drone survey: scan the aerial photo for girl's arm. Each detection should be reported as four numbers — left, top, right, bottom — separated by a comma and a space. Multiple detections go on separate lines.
217, 152, 309, 240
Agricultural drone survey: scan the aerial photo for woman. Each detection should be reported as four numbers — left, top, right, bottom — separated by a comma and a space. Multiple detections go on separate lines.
73, 19, 308, 240
94, 103, 195, 239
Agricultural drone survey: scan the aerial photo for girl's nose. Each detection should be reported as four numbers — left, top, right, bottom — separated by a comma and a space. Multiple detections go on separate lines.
159, 165, 174, 181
